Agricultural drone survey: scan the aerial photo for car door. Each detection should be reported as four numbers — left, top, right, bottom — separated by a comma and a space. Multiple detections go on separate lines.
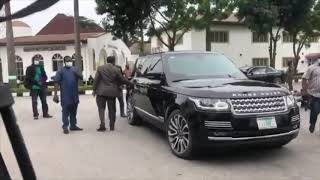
132, 56, 151, 117
266, 67, 279, 83
144, 55, 166, 128
248, 67, 267, 81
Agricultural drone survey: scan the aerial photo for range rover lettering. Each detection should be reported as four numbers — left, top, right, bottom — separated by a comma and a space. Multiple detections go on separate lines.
127, 51, 300, 159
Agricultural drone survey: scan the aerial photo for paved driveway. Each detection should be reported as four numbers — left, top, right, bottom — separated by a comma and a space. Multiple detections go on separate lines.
1, 95, 320, 180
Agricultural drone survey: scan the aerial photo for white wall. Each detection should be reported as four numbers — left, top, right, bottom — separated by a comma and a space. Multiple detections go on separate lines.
150, 25, 320, 70
13, 26, 32, 37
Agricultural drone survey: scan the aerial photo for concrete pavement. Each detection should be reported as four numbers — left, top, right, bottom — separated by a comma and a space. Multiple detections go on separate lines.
1, 94, 320, 180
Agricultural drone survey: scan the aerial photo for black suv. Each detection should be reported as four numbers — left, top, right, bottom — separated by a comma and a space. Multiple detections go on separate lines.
127, 51, 300, 159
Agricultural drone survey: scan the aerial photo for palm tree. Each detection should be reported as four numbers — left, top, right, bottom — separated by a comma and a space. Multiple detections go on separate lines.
74, 0, 82, 71
5, 1, 17, 87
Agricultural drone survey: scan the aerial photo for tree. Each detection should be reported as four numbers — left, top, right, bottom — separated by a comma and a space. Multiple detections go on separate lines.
5, 1, 17, 87
148, 0, 198, 51
195, 0, 237, 51
96, 0, 151, 54
238, 0, 284, 68
74, 0, 82, 71
277, 0, 315, 90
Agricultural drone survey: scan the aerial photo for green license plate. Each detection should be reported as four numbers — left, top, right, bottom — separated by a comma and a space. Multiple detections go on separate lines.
257, 117, 277, 130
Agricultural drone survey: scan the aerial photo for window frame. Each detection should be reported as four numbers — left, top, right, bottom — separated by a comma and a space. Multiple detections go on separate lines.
252, 58, 269, 66
52, 53, 64, 72
208, 31, 229, 43
252, 32, 269, 43
282, 31, 294, 43
15, 55, 24, 81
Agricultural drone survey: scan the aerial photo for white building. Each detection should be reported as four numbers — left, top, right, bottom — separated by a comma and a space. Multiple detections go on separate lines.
151, 15, 320, 70
0, 14, 132, 83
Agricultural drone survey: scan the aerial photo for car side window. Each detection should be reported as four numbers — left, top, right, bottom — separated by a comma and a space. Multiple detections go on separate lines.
147, 56, 163, 75
251, 67, 266, 75
266, 67, 276, 73
135, 57, 150, 77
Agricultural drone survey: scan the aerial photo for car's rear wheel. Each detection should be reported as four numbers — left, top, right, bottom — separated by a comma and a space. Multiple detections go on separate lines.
167, 110, 196, 159
274, 77, 282, 84
127, 96, 142, 125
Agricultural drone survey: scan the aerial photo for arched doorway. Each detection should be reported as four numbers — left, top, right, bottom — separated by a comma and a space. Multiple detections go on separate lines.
99, 49, 107, 66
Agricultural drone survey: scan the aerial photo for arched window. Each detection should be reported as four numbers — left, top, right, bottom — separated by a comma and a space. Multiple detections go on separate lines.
72, 53, 83, 71
16, 55, 24, 81
32, 54, 44, 66
52, 53, 63, 71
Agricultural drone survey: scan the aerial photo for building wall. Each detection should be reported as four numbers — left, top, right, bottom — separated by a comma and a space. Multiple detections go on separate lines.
151, 25, 320, 70
13, 26, 33, 37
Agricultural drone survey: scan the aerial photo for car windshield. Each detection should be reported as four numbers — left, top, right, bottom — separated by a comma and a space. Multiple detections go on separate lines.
166, 53, 247, 81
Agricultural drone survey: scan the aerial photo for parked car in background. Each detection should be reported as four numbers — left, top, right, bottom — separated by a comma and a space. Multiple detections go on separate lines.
127, 51, 300, 159
240, 66, 286, 84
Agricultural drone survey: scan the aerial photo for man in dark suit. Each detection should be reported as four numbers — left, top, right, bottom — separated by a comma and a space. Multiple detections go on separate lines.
93, 56, 132, 131
25, 58, 52, 120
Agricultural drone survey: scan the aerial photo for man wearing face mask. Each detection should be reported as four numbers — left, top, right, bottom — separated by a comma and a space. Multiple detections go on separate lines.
302, 58, 320, 133
53, 56, 83, 134
25, 58, 52, 120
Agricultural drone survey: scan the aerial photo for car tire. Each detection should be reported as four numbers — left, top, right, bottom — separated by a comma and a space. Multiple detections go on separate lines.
166, 110, 197, 159
127, 96, 142, 126
274, 77, 282, 84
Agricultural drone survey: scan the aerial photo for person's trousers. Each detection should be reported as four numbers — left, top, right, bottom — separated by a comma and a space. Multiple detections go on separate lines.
31, 88, 49, 117
310, 96, 320, 125
117, 93, 125, 116
96, 95, 116, 128
62, 103, 78, 129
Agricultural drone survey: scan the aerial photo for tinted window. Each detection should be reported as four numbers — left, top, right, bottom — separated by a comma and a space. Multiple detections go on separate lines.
266, 67, 276, 73
251, 67, 266, 75
166, 53, 246, 81
147, 56, 163, 75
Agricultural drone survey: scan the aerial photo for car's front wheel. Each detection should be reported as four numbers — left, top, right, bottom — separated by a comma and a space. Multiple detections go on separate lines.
166, 110, 196, 159
127, 96, 142, 126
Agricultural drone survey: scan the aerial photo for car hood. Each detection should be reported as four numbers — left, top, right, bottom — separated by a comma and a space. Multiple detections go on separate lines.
167, 78, 289, 98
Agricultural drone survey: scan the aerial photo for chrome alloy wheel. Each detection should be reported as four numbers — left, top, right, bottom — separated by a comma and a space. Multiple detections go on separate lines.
168, 114, 190, 154
127, 100, 134, 121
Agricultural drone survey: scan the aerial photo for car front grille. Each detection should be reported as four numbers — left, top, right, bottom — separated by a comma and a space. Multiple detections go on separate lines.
204, 121, 233, 129
230, 96, 287, 115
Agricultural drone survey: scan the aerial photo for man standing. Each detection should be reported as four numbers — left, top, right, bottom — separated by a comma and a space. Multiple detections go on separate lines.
123, 64, 133, 103
302, 59, 320, 133
25, 58, 52, 120
93, 56, 132, 132
115, 65, 126, 117
53, 56, 83, 134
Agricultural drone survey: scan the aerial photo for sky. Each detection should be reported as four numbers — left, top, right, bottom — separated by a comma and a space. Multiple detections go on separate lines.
9, 0, 104, 35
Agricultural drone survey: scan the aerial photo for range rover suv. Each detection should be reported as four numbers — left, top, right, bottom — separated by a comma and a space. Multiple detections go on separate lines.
127, 51, 300, 159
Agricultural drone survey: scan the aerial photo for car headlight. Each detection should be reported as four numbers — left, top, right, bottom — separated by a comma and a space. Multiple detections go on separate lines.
189, 97, 230, 111
286, 95, 296, 108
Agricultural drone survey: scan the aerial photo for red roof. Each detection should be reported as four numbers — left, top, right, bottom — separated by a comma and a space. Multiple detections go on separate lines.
0, 32, 105, 46
37, 13, 105, 35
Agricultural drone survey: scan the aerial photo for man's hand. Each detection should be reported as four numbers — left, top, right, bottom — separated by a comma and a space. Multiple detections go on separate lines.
53, 94, 59, 104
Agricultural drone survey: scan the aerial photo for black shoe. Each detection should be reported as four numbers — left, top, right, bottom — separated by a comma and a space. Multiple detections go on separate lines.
34, 116, 39, 120
97, 127, 107, 132
110, 126, 115, 131
63, 129, 69, 134
43, 114, 53, 118
309, 124, 315, 133
70, 126, 83, 131
121, 114, 127, 118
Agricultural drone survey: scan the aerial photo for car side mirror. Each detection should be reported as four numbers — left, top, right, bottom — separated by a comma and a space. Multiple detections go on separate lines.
146, 73, 165, 81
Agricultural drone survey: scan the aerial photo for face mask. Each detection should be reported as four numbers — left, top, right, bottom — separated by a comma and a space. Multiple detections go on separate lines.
34, 61, 40, 65
65, 62, 73, 67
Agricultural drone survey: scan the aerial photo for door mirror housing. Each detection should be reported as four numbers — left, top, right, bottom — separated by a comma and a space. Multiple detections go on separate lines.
146, 73, 165, 81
